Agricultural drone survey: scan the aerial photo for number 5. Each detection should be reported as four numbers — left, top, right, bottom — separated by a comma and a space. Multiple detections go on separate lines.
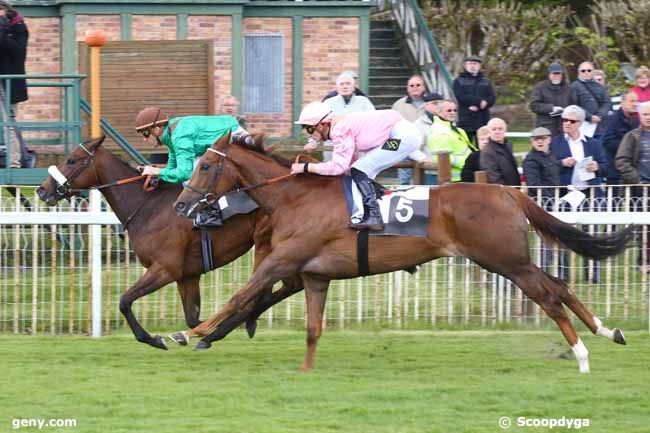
395, 197, 414, 222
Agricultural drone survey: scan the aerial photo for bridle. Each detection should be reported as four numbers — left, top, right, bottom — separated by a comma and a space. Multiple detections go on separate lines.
182, 147, 298, 213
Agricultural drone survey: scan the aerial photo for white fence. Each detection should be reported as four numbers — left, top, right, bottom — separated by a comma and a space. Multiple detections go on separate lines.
1, 185, 650, 336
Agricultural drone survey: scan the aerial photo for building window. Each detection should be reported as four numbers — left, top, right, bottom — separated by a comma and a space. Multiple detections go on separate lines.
243, 34, 284, 113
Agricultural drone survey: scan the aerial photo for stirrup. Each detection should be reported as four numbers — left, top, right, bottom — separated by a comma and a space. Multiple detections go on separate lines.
349, 217, 384, 231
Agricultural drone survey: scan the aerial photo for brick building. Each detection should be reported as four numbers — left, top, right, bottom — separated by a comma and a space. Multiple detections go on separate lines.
12, 0, 373, 159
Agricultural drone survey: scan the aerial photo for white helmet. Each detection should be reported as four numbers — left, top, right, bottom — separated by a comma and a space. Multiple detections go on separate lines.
295, 101, 333, 126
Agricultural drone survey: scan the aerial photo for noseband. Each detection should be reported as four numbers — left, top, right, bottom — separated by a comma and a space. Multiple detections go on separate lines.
50, 140, 100, 199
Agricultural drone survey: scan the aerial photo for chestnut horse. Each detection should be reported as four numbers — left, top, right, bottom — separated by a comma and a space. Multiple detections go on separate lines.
37, 136, 303, 349
173, 135, 633, 373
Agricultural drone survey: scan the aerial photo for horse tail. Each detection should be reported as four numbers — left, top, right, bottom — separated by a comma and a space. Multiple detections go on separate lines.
505, 188, 635, 260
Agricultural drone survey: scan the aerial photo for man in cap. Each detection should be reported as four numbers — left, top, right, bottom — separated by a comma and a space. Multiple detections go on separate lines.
452, 55, 496, 144
529, 63, 576, 137
523, 127, 561, 199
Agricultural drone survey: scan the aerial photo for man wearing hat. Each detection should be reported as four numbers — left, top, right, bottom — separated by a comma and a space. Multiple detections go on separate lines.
452, 55, 496, 144
523, 127, 561, 199
529, 63, 576, 137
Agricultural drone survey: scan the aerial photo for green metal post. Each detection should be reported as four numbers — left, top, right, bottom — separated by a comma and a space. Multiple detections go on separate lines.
292, 16, 303, 138
120, 13, 132, 40
176, 13, 188, 40
231, 13, 243, 103
359, 14, 369, 95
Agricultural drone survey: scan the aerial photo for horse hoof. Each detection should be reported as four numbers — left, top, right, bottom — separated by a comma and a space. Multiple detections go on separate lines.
193, 340, 212, 351
151, 335, 169, 350
169, 331, 189, 346
246, 320, 257, 339
613, 328, 626, 345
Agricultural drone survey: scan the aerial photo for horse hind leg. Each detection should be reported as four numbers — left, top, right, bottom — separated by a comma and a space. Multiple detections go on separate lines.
169, 276, 203, 346
511, 268, 591, 373
547, 274, 626, 345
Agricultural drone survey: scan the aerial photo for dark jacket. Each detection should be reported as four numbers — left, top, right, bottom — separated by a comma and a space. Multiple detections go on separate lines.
523, 148, 561, 198
550, 134, 608, 188
529, 79, 576, 136
602, 109, 639, 182
460, 150, 481, 182
570, 80, 612, 136
615, 127, 650, 184
480, 139, 521, 186
453, 71, 496, 133
0, 12, 29, 104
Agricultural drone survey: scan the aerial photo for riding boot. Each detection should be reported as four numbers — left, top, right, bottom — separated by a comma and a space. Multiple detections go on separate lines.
349, 168, 384, 231
193, 202, 223, 229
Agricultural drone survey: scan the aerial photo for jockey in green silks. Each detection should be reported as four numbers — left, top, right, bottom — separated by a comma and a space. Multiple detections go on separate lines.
134, 106, 246, 227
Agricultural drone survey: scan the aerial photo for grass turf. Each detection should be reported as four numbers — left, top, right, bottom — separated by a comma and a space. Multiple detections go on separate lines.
1, 330, 648, 433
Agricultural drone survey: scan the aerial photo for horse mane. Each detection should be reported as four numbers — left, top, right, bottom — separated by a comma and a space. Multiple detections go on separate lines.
230, 133, 295, 168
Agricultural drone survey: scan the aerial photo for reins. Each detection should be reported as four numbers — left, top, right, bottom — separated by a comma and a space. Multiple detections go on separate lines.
68, 174, 146, 193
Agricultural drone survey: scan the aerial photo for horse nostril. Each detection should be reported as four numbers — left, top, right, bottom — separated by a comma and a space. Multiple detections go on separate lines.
175, 202, 186, 212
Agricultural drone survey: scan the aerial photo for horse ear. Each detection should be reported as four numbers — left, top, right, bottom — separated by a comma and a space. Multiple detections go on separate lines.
92, 135, 106, 149
214, 132, 231, 148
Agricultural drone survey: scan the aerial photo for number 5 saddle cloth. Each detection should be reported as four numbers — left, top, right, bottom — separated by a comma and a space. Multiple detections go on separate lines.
343, 176, 430, 237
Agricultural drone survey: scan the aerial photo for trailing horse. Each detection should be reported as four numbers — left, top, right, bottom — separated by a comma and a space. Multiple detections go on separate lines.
37, 136, 303, 349
173, 134, 633, 373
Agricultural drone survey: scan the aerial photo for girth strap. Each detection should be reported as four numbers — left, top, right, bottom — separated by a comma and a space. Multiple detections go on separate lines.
200, 228, 215, 273
357, 229, 370, 277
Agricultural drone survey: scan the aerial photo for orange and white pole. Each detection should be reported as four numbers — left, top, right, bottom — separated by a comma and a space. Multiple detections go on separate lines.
84, 29, 106, 139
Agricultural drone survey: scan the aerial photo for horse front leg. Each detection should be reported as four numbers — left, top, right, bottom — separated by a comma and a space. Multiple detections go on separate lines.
245, 275, 304, 338
300, 275, 330, 372
119, 265, 174, 350
188, 247, 304, 350
177, 275, 202, 329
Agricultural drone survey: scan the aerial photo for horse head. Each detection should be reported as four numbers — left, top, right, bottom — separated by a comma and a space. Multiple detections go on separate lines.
37, 135, 106, 206
173, 132, 264, 218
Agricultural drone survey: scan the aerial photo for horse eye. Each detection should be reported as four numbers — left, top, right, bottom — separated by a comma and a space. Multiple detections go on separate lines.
66, 158, 75, 165
200, 164, 210, 171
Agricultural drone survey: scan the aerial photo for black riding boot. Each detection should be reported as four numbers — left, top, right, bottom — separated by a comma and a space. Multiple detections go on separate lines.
193, 202, 223, 229
349, 168, 384, 231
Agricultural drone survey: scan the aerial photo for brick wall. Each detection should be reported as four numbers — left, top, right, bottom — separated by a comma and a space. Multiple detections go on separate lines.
302, 17, 360, 107
20, 17, 61, 142
242, 17, 293, 137
15, 13, 362, 142
132, 15, 177, 40
187, 15, 232, 114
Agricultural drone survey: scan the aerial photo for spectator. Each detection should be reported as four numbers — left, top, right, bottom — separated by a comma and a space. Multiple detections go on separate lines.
551, 105, 608, 283
631, 66, 650, 103
480, 118, 520, 186
529, 62, 576, 136
220, 95, 247, 129
460, 125, 489, 182
570, 61, 612, 138
323, 71, 374, 115
0, 0, 28, 168
523, 127, 561, 201
427, 99, 475, 182
397, 91, 442, 185
322, 70, 366, 101
453, 55, 496, 144
391, 74, 427, 122
614, 101, 650, 270
592, 69, 606, 87
602, 91, 639, 190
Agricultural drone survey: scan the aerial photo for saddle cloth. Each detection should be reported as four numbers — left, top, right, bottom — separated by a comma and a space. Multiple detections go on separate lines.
343, 176, 430, 237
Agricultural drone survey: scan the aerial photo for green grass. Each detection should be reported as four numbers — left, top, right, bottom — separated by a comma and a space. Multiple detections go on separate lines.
1, 330, 648, 433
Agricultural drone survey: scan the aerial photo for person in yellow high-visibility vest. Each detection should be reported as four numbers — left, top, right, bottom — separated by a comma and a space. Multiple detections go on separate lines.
426, 99, 477, 182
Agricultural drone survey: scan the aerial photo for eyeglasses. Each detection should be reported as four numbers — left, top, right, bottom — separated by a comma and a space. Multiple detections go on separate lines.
550, 72, 562, 75
532, 136, 550, 141
302, 110, 333, 135
579, 69, 593, 73
408, 83, 422, 87
141, 128, 152, 138
444, 109, 458, 113
562, 118, 579, 124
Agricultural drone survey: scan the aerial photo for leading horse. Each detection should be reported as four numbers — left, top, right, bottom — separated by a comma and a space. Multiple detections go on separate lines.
37, 136, 303, 349
173, 134, 633, 373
